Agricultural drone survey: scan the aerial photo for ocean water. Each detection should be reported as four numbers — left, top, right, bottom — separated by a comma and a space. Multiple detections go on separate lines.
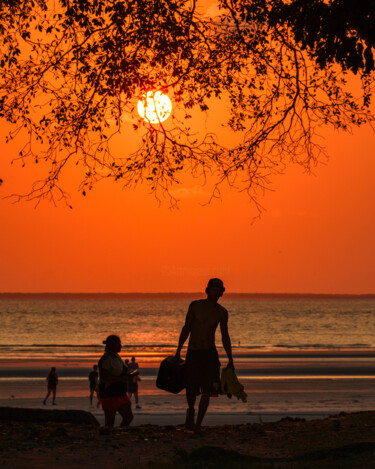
1, 295, 374, 354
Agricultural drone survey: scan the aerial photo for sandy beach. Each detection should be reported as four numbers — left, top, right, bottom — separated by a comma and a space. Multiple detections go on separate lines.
1, 410, 375, 468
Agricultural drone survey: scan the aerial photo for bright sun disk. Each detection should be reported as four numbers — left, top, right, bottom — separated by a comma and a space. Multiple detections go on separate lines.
137, 91, 172, 123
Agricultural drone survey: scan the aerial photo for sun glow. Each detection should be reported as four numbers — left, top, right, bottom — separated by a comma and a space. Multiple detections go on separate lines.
137, 91, 172, 123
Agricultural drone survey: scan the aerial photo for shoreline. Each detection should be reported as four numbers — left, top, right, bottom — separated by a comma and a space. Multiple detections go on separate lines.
1, 347, 375, 380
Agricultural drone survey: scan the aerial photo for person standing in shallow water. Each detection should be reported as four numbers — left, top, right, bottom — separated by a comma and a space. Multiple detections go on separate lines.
98, 335, 133, 427
43, 367, 58, 405
174, 278, 234, 429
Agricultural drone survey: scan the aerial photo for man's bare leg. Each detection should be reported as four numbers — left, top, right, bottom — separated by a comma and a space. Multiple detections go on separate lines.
196, 394, 210, 428
185, 392, 196, 429
135, 392, 141, 408
43, 390, 51, 405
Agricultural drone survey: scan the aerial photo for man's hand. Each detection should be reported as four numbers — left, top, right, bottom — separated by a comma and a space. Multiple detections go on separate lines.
227, 360, 235, 371
172, 351, 181, 362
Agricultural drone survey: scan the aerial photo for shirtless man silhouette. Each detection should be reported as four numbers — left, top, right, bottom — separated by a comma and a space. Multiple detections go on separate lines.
174, 278, 234, 429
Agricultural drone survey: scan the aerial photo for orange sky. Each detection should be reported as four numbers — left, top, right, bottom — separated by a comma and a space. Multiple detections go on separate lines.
1, 118, 374, 294
0, 1, 374, 294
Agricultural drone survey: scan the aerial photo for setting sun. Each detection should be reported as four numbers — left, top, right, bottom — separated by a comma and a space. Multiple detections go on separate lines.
137, 91, 172, 123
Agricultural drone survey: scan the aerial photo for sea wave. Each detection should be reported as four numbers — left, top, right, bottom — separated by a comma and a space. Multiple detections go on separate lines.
1, 343, 374, 350
2, 344, 375, 363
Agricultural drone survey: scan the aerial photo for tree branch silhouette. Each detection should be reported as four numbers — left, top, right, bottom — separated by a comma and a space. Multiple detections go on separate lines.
0, 0, 374, 210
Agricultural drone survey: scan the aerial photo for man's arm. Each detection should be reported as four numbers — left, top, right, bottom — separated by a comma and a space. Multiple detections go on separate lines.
220, 308, 234, 369
175, 302, 194, 358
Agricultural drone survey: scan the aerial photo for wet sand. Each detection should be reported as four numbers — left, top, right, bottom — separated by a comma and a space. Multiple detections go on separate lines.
1, 375, 375, 420
0, 396, 333, 426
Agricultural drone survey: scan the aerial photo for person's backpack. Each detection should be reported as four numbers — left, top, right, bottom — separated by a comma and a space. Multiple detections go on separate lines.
156, 356, 186, 394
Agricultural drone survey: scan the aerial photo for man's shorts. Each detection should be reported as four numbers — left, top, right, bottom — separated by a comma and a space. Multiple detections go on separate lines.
185, 348, 221, 396
128, 380, 138, 394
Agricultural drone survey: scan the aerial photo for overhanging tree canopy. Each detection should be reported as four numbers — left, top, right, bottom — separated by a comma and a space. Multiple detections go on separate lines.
0, 0, 374, 208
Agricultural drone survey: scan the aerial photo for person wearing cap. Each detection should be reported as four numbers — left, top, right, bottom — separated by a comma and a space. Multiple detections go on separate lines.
98, 335, 133, 427
174, 278, 234, 429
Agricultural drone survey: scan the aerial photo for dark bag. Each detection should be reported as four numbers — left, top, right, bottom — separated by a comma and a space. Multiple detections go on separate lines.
156, 356, 186, 394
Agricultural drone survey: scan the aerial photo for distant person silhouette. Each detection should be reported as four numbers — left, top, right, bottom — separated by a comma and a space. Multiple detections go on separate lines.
174, 278, 234, 429
98, 335, 133, 427
88, 364, 99, 407
128, 356, 141, 409
43, 367, 58, 405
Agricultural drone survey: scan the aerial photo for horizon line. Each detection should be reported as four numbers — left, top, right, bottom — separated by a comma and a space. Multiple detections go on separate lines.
0, 292, 374, 297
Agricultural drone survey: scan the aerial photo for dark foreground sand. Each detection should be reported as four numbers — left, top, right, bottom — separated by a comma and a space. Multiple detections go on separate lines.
1, 411, 375, 468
